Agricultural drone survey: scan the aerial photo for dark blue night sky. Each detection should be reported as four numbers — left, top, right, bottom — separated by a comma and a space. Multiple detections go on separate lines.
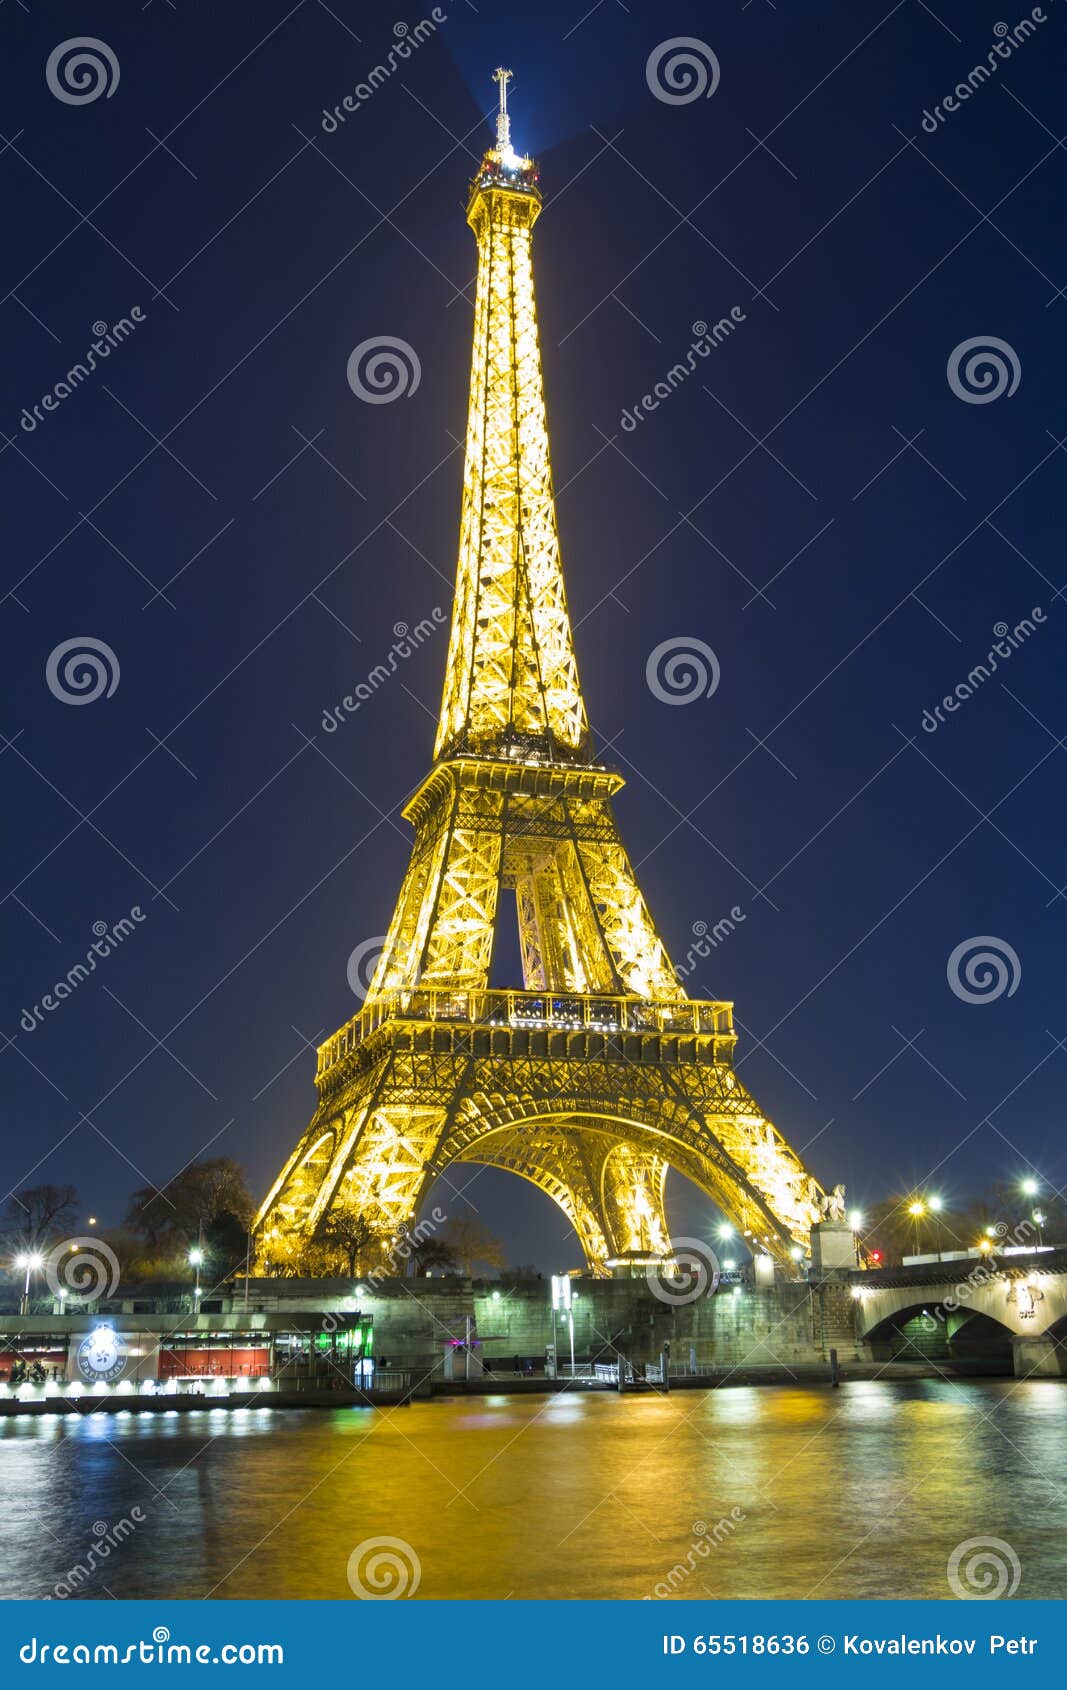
2, 0, 1065, 1267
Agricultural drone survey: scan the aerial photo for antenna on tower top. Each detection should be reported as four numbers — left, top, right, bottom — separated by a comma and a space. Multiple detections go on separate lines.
493, 67, 513, 152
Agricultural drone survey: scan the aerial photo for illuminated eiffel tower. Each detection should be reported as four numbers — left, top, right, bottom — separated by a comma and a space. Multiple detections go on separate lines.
256, 72, 828, 1273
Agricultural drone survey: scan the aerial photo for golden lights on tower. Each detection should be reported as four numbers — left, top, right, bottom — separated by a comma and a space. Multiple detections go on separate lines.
255, 73, 830, 1276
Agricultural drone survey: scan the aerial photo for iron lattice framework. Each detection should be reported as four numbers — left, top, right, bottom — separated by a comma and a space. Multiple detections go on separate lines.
256, 76, 828, 1274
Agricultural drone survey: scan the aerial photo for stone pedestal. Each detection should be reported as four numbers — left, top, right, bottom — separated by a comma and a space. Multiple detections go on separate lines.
753, 1253, 776, 1288
810, 1222, 857, 1276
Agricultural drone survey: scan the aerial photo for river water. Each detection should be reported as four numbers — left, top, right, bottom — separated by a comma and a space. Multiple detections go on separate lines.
4, 1380, 1065, 1600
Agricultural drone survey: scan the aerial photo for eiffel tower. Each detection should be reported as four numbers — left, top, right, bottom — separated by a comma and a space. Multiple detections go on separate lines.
256, 72, 829, 1273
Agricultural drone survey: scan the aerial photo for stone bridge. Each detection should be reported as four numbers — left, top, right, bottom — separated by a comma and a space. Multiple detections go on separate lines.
850, 1247, 1067, 1378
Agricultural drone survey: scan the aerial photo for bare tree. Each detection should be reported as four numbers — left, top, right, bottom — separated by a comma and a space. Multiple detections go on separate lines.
314, 1211, 379, 1277
1, 1185, 79, 1256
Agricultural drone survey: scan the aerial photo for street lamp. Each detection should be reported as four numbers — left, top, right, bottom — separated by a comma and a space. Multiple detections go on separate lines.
188, 1247, 205, 1303
928, 1195, 943, 1257
1021, 1177, 1039, 1199
551, 1276, 575, 1377
907, 1200, 926, 1256
848, 1209, 863, 1232
1032, 1209, 1047, 1247
716, 1223, 733, 1241
15, 1251, 43, 1315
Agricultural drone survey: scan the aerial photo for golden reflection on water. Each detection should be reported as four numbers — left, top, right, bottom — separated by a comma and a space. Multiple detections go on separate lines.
3, 1381, 1066, 1600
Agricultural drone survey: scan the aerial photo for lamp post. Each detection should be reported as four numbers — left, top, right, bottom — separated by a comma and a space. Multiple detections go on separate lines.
1032, 1209, 1047, 1248
16, 1251, 43, 1316
928, 1195, 943, 1257
907, 1200, 926, 1257
551, 1275, 575, 1377
188, 1246, 204, 1310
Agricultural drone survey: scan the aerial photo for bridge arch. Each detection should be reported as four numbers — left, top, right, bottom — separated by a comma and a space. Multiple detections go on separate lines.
861, 1298, 1016, 1374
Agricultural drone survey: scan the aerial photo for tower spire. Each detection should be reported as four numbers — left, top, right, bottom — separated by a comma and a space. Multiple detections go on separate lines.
493, 65, 512, 153
435, 69, 587, 765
